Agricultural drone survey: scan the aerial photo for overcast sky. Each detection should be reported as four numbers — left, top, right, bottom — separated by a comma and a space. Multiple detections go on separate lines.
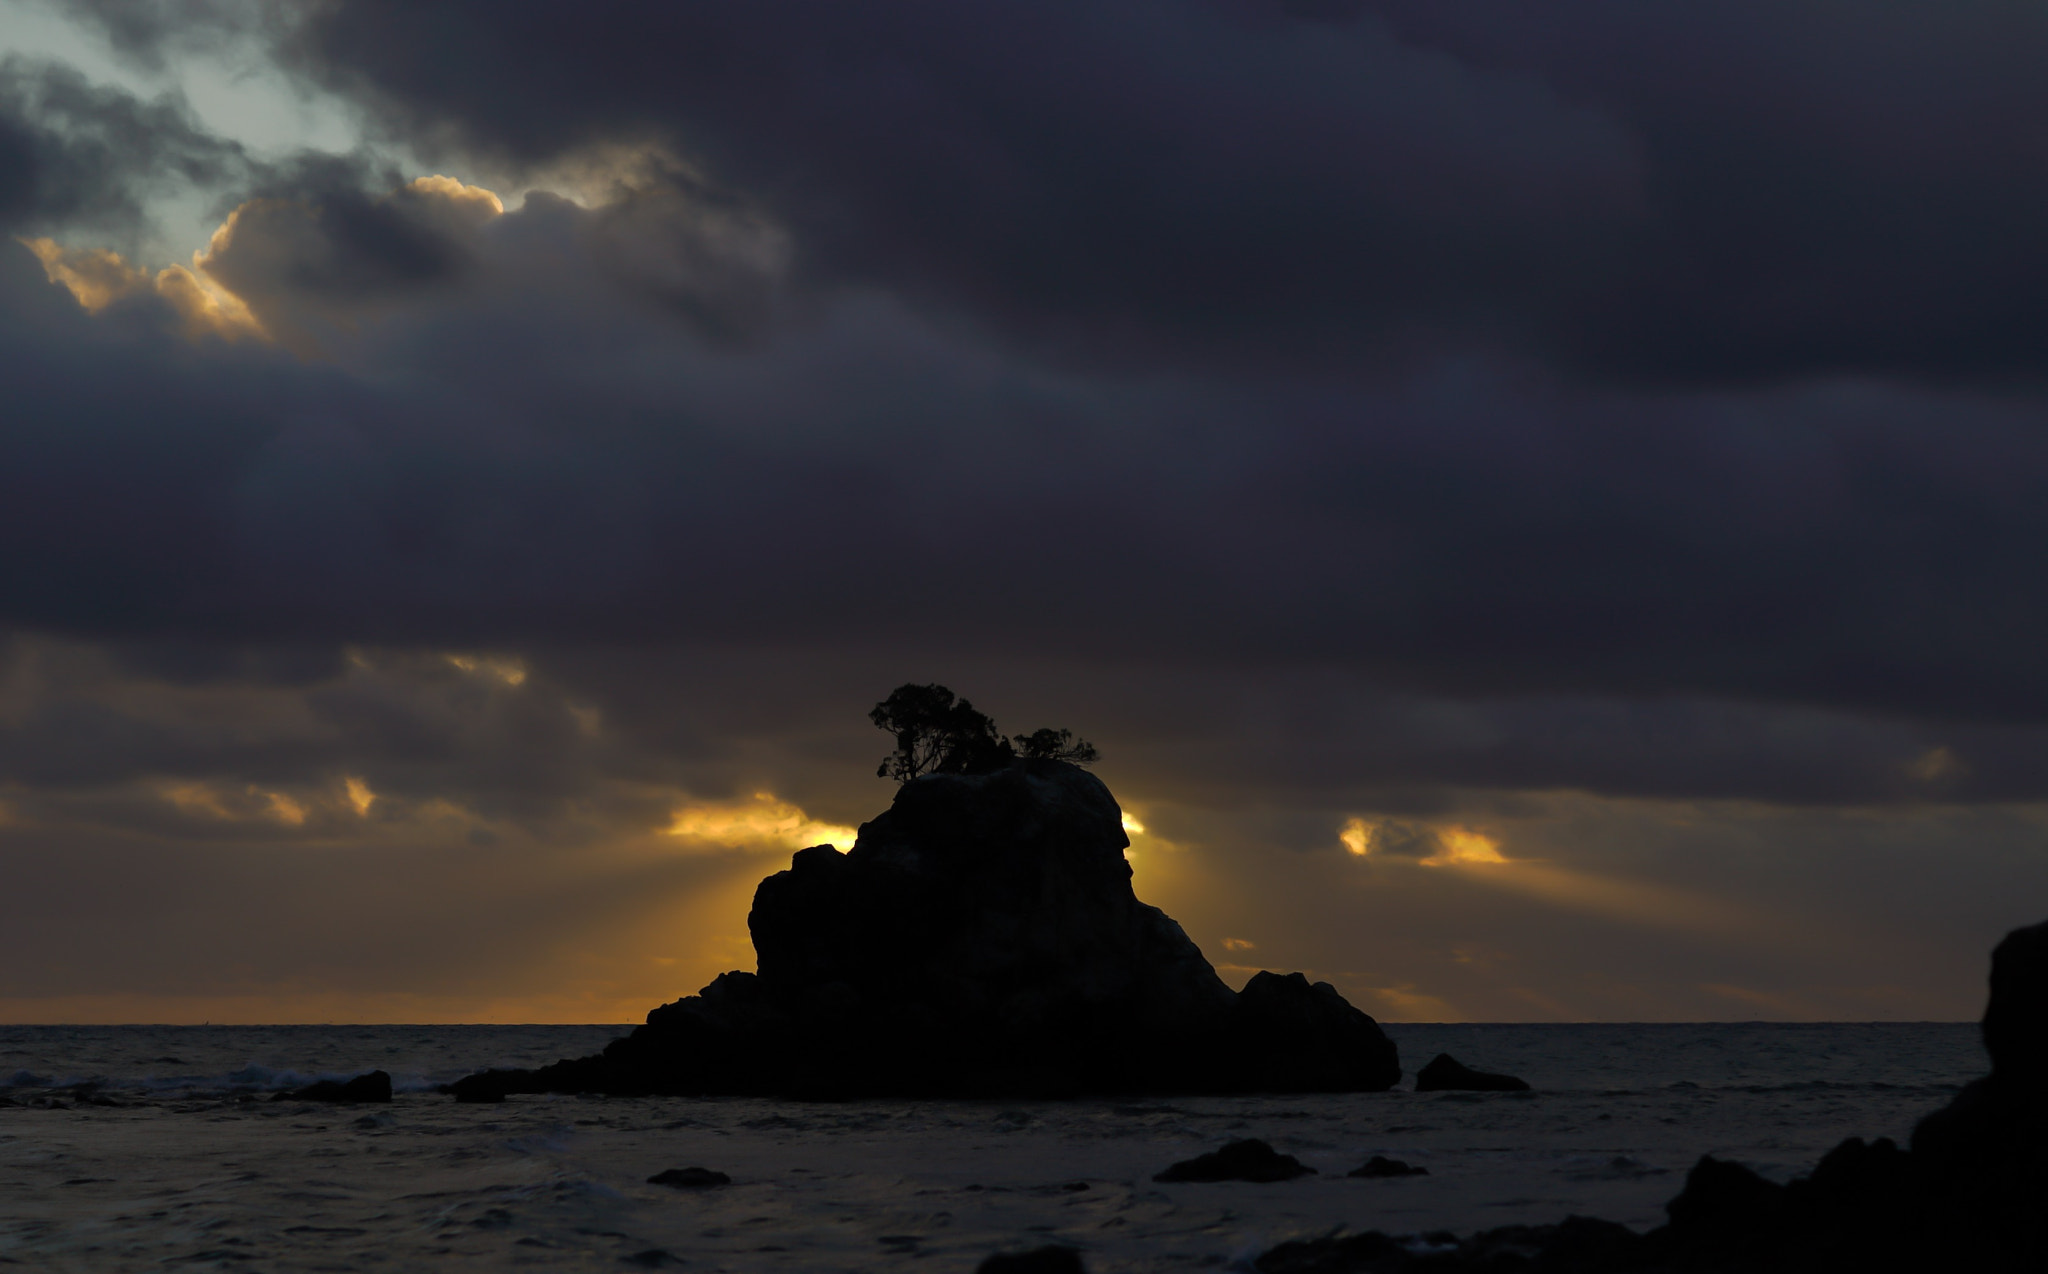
4, 0, 2047, 1024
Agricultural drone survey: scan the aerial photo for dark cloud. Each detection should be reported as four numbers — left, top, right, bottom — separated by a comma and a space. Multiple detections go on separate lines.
8, 4, 2039, 731
104, 0, 2045, 383
268, 0, 1645, 371
1368, 1, 2048, 383
11, 3, 2048, 1020
208, 162, 478, 303
0, 54, 245, 239
12, 209, 2048, 730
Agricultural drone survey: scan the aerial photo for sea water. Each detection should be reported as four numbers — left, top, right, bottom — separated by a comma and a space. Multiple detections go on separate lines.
0, 1022, 1982, 1272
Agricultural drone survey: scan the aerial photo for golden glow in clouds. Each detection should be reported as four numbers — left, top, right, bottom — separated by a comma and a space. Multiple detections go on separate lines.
445, 654, 527, 686
1341, 817, 1504, 866
666, 793, 858, 853
344, 777, 376, 817
18, 173, 504, 348
20, 235, 264, 342
406, 174, 504, 218
1340, 814, 1754, 937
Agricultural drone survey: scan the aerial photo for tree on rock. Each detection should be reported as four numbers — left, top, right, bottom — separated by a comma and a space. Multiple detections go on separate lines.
871, 684, 1099, 783
871, 684, 1009, 781
1011, 728, 1100, 766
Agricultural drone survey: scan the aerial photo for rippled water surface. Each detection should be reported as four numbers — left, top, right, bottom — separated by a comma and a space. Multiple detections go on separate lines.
0, 1022, 1983, 1271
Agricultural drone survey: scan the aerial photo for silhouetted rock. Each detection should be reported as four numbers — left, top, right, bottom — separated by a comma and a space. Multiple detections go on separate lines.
1256, 915, 2048, 1273
443, 1070, 513, 1102
1647, 922, 2048, 1270
1348, 1155, 1427, 1178
977, 1246, 1087, 1274
272, 1070, 392, 1103
1255, 1217, 1640, 1273
1982, 916, 2048, 1080
1662, 1155, 1787, 1249
1154, 1138, 1315, 1183
1255, 1230, 1404, 1273
646, 1167, 729, 1188
1889, 916, 2048, 1272
453, 761, 1399, 1098
1414, 1053, 1530, 1092
1234, 971, 1403, 1092
1532, 1216, 1644, 1270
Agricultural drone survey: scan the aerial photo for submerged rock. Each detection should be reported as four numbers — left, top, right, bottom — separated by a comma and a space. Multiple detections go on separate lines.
646, 1167, 730, 1188
1256, 1217, 1640, 1273
1155, 1138, 1315, 1183
444, 1070, 512, 1103
1414, 1053, 1530, 1092
977, 1246, 1087, 1274
1348, 1155, 1428, 1178
272, 1070, 392, 1103
455, 760, 1399, 1098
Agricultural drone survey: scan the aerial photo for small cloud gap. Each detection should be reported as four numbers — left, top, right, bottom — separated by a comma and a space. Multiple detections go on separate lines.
343, 776, 375, 817
444, 653, 526, 686
1340, 817, 1505, 868
1337, 814, 1760, 938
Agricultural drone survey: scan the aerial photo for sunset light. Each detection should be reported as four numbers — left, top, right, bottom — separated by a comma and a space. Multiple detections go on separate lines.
666, 793, 859, 853
3, 2, 2044, 1264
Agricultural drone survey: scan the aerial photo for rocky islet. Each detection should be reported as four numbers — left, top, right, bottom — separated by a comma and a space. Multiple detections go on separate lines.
451, 759, 1402, 1099
1413, 1053, 1531, 1093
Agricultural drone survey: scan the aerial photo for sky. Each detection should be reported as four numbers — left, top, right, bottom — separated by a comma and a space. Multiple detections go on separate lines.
3, 0, 2047, 1024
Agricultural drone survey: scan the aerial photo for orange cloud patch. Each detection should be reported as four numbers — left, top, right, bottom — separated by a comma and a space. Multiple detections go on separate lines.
20, 236, 265, 342
1424, 826, 1507, 867
19, 173, 506, 351
445, 653, 528, 686
1340, 817, 1505, 866
1339, 814, 1756, 937
405, 174, 505, 222
665, 793, 859, 853
344, 777, 376, 817
1349, 982, 1460, 1022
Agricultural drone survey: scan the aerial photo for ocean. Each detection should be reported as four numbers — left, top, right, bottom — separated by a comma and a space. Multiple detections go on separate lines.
0, 1022, 1982, 1271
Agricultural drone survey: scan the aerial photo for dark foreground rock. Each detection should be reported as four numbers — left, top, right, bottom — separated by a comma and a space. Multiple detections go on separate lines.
1414, 1053, 1530, 1092
977, 1246, 1087, 1274
1258, 1216, 1638, 1274
1156, 1138, 1315, 1183
272, 1070, 392, 1103
1256, 915, 2048, 1273
646, 1167, 729, 1188
1348, 1155, 1428, 1178
455, 760, 1399, 1098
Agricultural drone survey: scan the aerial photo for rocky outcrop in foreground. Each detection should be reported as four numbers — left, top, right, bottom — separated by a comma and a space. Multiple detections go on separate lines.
455, 760, 1400, 1099
1414, 1053, 1529, 1092
273, 1070, 392, 1103
1256, 917, 2048, 1273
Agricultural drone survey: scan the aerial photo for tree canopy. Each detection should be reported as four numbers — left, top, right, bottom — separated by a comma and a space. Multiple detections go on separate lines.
871, 684, 1100, 783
